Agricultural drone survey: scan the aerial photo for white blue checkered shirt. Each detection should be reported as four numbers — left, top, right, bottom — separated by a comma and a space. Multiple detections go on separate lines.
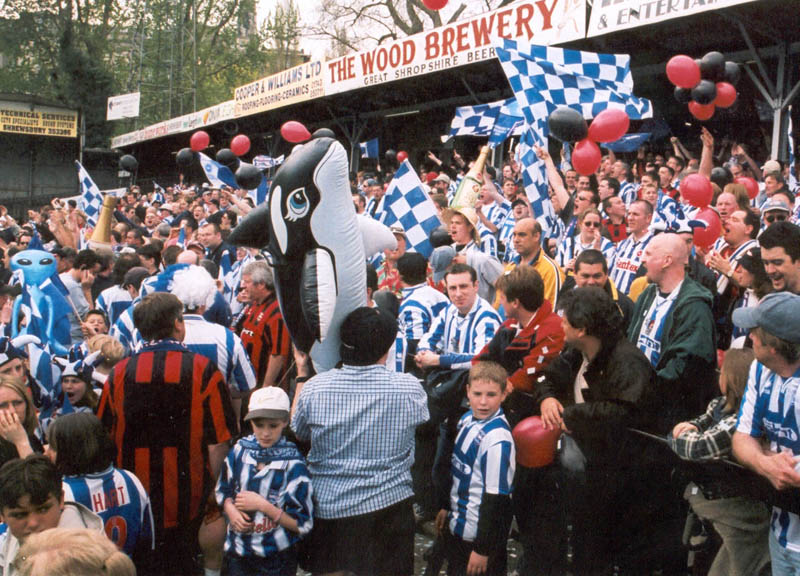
291, 364, 428, 519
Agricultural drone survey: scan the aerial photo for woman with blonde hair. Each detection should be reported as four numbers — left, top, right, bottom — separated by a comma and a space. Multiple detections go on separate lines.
86, 334, 127, 377
0, 374, 41, 464
13, 528, 135, 576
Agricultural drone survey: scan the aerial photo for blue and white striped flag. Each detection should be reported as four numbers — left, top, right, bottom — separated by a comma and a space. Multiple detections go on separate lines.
494, 38, 653, 236
198, 152, 238, 189
380, 160, 442, 258
75, 161, 103, 228
253, 155, 285, 170
359, 138, 379, 159
152, 181, 166, 204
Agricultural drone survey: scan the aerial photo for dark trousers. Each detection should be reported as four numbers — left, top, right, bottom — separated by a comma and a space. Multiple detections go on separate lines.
223, 548, 297, 576
307, 498, 415, 575
443, 529, 507, 576
136, 517, 202, 576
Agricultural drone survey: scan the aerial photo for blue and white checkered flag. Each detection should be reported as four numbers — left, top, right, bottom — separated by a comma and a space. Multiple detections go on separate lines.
359, 138, 379, 159
489, 98, 524, 149
494, 39, 653, 236
449, 97, 523, 149
380, 160, 442, 259
75, 161, 103, 228
198, 152, 238, 189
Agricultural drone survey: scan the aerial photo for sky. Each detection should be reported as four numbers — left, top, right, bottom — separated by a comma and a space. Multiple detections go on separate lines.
256, 0, 328, 60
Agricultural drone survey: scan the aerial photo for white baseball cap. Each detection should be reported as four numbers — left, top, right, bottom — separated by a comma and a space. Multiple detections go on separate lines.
245, 387, 290, 421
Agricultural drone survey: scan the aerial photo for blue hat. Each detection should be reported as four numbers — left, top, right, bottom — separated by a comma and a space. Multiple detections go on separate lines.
733, 292, 800, 344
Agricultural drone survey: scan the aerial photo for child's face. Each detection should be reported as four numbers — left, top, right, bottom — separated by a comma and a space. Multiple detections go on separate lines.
251, 418, 288, 448
1, 492, 63, 543
467, 379, 507, 420
85, 314, 108, 335
61, 376, 87, 406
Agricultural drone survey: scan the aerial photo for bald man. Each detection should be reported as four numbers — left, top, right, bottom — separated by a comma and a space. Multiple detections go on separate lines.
627, 233, 717, 433
504, 218, 564, 308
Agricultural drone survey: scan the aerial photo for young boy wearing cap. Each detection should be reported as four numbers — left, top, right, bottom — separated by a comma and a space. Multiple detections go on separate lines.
215, 387, 313, 576
435, 361, 515, 576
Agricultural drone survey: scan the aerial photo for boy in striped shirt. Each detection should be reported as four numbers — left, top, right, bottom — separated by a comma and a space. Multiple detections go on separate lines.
435, 361, 515, 576
216, 387, 313, 575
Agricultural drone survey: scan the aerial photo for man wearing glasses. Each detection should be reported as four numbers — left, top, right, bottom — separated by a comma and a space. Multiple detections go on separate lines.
761, 197, 793, 228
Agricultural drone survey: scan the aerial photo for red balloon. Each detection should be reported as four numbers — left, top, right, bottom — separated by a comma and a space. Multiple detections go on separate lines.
572, 139, 602, 176
422, 0, 448, 9
693, 207, 722, 249
397, 150, 408, 163
688, 101, 716, 121
190, 130, 210, 152
230, 134, 251, 156
587, 109, 630, 143
735, 176, 759, 200
512, 416, 561, 468
680, 173, 713, 208
280, 121, 311, 144
666, 55, 701, 89
714, 82, 737, 108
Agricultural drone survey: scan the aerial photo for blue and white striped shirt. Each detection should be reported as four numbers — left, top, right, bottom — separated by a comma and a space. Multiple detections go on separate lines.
737, 361, 800, 551
555, 234, 617, 270
215, 436, 313, 557
609, 231, 654, 295
95, 285, 133, 327
291, 364, 428, 519
448, 409, 515, 542
110, 303, 141, 354
182, 314, 257, 395
418, 297, 501, 370
620, 181, 637, 206
478, 226, 498, 258
484, 200, 511, 229
398, 284, 449, 341
62, 466, 154, 558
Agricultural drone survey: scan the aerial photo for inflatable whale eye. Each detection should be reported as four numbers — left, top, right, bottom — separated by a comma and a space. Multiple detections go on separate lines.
229, 134, 368, 371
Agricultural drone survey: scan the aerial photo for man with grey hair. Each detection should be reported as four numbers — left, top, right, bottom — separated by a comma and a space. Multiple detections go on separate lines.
235, 261, 291, 388
171, 265, 256, 411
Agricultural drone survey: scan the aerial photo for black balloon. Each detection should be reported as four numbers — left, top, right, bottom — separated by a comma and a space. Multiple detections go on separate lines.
235, 163, 263, 190
710, 166, 733, 189
313, 128, 336, 139
176, 147, 196, 169
674, 87, 692, 104
119, 154, 138, 171
547, 106, 588, 142
384, 149, 397, 165
700, 51, 725, 81
724, 61, 741, 86
691, 80, 717, 105
429, 226, 452, 249
216, 148, 239, 169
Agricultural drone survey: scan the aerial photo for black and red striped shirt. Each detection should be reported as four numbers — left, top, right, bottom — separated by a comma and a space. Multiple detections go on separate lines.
236, 295, 290, 385
97, 339, 237, 534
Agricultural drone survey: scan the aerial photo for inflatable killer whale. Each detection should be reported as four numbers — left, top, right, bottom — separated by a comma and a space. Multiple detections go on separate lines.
229, 135, 395, 371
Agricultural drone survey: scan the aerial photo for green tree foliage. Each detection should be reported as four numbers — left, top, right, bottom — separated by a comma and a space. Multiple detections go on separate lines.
0, 0, 303, 142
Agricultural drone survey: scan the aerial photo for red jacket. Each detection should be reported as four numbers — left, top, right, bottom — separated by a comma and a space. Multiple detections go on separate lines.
474, 300, 565, 393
